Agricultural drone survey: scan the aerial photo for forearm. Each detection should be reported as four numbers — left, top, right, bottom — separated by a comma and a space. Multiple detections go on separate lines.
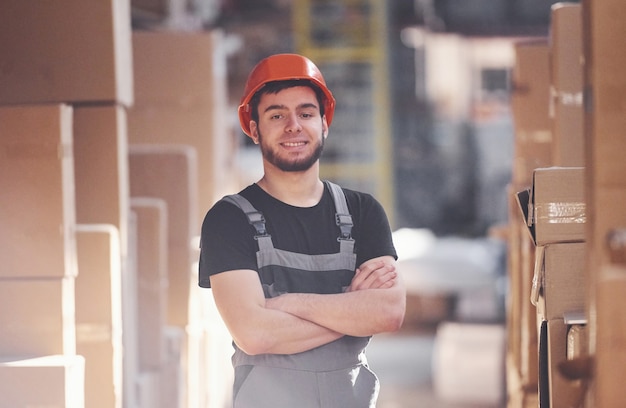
210, 269, 343, 356
246, 307, 344, 355
267, 284, 406, 337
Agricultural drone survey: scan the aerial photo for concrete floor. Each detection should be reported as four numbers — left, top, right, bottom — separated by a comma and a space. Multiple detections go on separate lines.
367, 328, 505, 408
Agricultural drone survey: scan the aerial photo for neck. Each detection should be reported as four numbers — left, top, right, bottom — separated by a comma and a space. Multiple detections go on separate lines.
256, 167, 324, 207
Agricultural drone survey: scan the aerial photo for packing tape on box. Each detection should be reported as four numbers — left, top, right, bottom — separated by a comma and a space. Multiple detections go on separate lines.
535, 202, 586, 224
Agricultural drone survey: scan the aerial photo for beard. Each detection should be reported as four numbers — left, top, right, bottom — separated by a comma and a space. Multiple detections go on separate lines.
257, 130, 325, 172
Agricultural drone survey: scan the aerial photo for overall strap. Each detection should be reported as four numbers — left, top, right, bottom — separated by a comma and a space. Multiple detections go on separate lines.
221, 195, 274, 251
324, 181, 355, 254
222, 182, 355, 254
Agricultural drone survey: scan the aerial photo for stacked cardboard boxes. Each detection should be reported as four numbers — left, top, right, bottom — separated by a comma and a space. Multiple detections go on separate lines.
0, 104, 85, 407
514, 167, 588, 408
0, 1, 133, 406
518, 166, 587, 408
506, 39, 552, 406
507, 3, 591, 407
582, 0, 626, 406
549, 3, 584, 168
507, 1, 626, 406
1, 3, 236, 407
127, 30, 236, 408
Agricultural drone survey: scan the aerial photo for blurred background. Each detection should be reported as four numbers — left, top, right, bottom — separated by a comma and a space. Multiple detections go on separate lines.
131, 0, 562, 237
130, 2, 555, 405
6, 1, 616, 408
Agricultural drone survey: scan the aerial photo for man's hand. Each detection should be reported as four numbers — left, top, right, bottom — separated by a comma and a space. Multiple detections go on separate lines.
347, 257, 397, 292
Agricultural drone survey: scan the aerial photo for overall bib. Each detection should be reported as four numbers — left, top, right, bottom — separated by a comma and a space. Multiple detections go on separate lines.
221, 181, 379, 408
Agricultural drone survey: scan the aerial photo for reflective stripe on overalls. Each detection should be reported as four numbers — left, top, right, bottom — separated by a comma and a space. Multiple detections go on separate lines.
221, 181, 379, 408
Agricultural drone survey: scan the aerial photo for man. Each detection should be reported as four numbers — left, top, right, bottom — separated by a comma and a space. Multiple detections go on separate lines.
199, 53, 405, 408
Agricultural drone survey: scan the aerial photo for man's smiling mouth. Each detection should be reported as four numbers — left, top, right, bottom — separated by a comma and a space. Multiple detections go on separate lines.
282, 141, 306, 147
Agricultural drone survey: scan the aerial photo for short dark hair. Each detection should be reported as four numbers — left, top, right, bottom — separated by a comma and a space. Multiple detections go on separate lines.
249, 79, 326, 124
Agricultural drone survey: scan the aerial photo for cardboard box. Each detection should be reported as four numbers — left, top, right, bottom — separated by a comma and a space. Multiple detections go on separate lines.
532, 242, 586, 321
594, 269, 626, 408
582, 1, 626, 405
433, 322, 505, 406
0, 277, 76, 355
0, 104, 77, 279
506, 187, 539, 388
538, 319, 587, 408
129, 30, 236, 223
0, 355, 85, 408
74, 105, 130, 257
0, 0, 133, 106
549, 3, 584, 167
75, 225, 124, 408
129, 145, 198, 328
583, 0, 626, 190
160, 326, 185, 408
131, 198, 169, 371
511, 40, 553, 186
517, 167, 586, 246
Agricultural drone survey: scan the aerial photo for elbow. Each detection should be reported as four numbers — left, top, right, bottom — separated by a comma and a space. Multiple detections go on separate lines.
382, 308, 405, 333
383, 297, 406, 333
388, 309, 405, 332
234, 334, 274, 356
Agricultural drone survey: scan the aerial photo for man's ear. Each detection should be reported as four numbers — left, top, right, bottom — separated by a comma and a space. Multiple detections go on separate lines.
322, 116, 329, 139
249, 121, 259, 144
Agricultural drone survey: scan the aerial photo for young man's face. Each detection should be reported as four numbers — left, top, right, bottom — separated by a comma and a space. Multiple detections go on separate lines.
251, 86, 328, 172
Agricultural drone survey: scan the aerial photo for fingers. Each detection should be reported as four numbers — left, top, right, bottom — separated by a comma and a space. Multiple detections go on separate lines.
349, 260, 397, 291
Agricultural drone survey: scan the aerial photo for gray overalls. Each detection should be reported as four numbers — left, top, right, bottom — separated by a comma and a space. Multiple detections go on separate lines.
221, 181, 379, 408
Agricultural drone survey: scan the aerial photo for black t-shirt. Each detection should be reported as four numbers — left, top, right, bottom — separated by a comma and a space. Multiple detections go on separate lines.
198, 182, 397, 288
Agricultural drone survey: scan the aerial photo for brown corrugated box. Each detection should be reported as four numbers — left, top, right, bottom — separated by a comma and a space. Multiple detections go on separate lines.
517, 167, 586, 246
128, 30, 236, 222
595, 269, 626, 407
74, 105, 131, 256
0, 0, 133, 106
0, 104, 77, 279
131, 198, 169, 372
539, 319, 586, 408
549, 3, 584, 167
582, 0, 626, 405
0, 277, 76, 355
511, 40, 553, 186
531, 242, 586, 321
0, 355, 85, 408
75, 225, 124, 408
129, 145, 198, 328
506, 184, 539, 387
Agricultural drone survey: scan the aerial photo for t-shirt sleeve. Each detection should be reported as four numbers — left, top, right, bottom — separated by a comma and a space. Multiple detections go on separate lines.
349, 191, 398, 268
198, 199, 258, 288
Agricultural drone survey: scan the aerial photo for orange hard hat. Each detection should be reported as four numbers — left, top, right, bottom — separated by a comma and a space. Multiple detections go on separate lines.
237, 54, 336, 137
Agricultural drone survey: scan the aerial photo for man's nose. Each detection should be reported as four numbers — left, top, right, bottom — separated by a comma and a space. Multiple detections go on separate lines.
285, 113, 302, 133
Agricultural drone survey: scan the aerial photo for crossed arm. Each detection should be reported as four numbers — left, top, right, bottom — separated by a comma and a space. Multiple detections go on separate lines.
209, 255, 406, 356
